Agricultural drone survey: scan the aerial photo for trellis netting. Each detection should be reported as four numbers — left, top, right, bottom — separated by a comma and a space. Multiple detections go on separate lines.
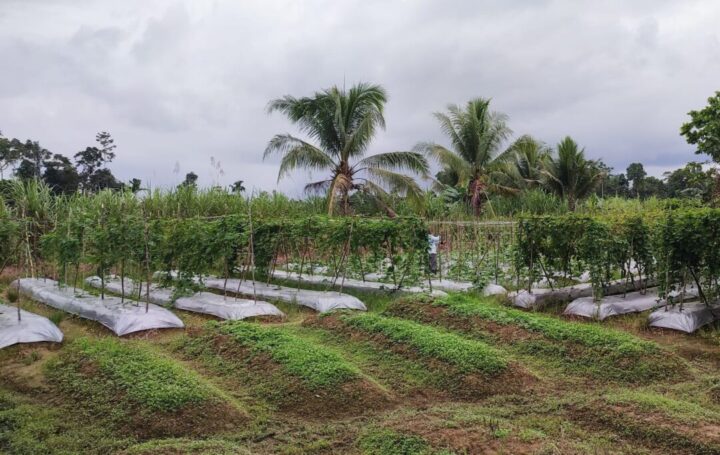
12, 278, 184, 336
648, 302, 720, 333
0, 303, 63, 349
85, 276, 284, 320
203, 277, 367, 313
564, 286, 701, 320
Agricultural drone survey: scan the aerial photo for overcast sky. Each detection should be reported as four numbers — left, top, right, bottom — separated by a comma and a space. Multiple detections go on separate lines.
1, 0, 718, 194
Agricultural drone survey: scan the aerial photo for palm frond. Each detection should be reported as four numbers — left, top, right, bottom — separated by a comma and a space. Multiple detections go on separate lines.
264, 134, 336, 182
355, 151, 429, 175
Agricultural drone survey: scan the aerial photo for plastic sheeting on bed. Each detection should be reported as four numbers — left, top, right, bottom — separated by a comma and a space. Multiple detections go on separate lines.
564, 286, 701, 320
12, 278, 184, 336
0, 303, 63, 349
509, 278, 656, 310
204, 276, 367, 313
270, 270, 452, 294
564, 289, 661, 320
648, 302, 719, 333
271, 269, 507, 297
85, 276, 284, 320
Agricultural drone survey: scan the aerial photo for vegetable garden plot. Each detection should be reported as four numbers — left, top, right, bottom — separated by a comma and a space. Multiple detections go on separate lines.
85, 276, 284, 320
204, 277, 366, 313
564, 287, 700, 320
0, 303, 63, 349
12, 278, 184, 336
648, 302, 720, 333
387, 294, 684, 382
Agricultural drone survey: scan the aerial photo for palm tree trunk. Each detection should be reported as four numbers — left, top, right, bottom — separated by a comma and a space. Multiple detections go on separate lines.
568, 194, 576, 212
468, 178, 485, 217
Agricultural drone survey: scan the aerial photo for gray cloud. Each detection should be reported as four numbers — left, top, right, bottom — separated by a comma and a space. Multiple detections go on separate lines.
0, 0, 718, 195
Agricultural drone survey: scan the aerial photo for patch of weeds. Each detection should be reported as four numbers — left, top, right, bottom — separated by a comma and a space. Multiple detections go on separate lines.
21, 350, 41, 366
0, 388, 132, 454
604, 390, 720, 423
340, 313, 508, 375
121, 438, 251, 455
358, 428, 432, 455
48, 311, 64, 326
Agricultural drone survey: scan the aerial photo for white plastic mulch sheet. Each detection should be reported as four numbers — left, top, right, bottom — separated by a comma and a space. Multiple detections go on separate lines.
85, 276, 284, 320
510, 278, 654, 310
12, 278, 184, 336
564, 289, 661, 320
0, 303, 63, 349
648, 302, 720, 333
204, 277, 367, 313
564, 286, 701, 321
270, 269, 455, 295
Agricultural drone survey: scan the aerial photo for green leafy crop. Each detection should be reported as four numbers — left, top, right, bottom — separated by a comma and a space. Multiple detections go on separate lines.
47, 338, 215, 412
340, 313, 508, 375
218, 321, 360, 389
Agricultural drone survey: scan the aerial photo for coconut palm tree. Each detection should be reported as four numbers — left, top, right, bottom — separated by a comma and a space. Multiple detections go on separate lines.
264, 82, 429, 216
417, 98, 514, 216
541, 136, 603, 211
494, 135, 550, 191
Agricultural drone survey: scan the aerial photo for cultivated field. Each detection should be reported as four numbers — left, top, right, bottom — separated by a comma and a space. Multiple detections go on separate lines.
3, 278, 720, 454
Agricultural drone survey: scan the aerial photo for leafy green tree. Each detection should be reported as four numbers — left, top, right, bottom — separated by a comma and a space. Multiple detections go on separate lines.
626, 162, 647, 197
0, 131, 20, 179
179, 172, 198, 189
230, 180, 245, 194
680, 91, 720, 161
664, 162, 715, 200
417, 98, 513, 216
638, 176, 667, 199
541, 137, 603, 211
75, 132, 118, 192
43, 153, 80, 195
14, 139, 51, 180
264, 82, 429, 216
128, 178, 143, 194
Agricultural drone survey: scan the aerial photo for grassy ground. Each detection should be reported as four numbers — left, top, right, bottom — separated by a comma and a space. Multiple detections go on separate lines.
2, 278, 720, 454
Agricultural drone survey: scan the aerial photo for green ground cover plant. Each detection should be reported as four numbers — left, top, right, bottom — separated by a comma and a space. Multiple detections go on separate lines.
217, 321, 360, 389
339, 313, 508, 375
388, 294, 683, 382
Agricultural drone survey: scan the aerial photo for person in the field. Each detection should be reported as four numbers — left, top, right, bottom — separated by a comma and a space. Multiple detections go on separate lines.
428, 230, 441, 274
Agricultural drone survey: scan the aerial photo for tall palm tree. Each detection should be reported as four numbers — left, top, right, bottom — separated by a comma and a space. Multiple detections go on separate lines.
418, 98, 514, 216
495, 135, 550, 191
541, 136, 603, 211
264, 83, 429, 216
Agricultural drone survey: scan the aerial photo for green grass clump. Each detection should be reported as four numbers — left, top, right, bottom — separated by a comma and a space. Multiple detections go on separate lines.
604, 390, 720, 424
439, 294, 658, 356
47, 338, 215, 412
121, 438, 252, 455
341, 313, 508, 375
358, 428, 432, 455
219, 321, 360, 389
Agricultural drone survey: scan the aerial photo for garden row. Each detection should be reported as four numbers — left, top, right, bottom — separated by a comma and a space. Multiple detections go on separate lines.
516, 208, 720, 304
